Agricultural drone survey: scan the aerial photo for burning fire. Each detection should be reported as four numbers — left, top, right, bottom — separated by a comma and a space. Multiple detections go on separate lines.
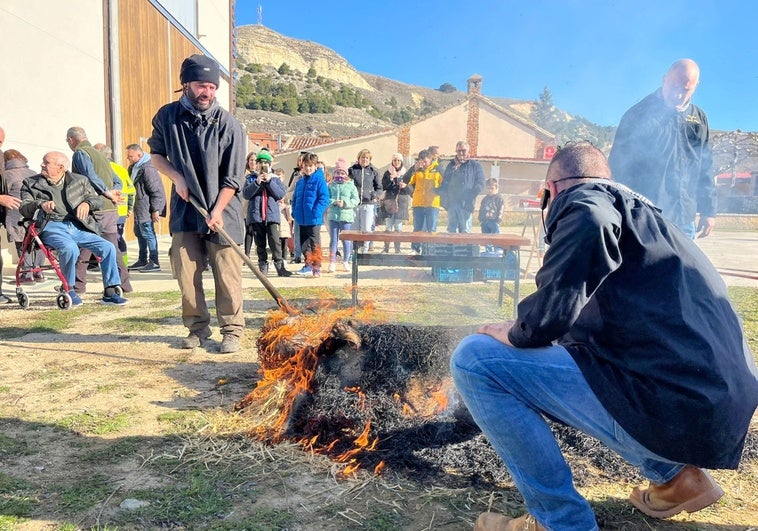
235, 300, 461, 478
235, 300, 382, 474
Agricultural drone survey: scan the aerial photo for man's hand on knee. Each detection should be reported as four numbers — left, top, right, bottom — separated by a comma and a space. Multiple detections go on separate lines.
477, 322, 514, 346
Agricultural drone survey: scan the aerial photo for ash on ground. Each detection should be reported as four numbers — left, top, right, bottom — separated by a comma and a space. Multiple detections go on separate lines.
246, 319, 758, 488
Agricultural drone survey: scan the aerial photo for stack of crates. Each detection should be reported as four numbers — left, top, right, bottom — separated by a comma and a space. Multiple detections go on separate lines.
475, 249, 519, 281
423, 243, 479, 283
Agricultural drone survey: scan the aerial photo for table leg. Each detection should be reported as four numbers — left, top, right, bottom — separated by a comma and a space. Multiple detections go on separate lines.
351, 246, 358, 306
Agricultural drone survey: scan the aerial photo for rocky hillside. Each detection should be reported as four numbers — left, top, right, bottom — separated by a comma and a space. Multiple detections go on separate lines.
234, 24, 468, 137
236, 25, 373, 92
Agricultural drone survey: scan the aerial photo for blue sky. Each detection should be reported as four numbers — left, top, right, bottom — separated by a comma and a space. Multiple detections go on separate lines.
235, 0, 757, 132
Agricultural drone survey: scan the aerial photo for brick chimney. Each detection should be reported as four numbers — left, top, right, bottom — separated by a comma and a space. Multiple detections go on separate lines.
467, 74, 483, 95
466, 75, 482, 155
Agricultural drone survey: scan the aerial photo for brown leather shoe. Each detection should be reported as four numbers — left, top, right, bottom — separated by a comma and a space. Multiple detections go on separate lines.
629, 465, 724, 518
475, 512, 545, 531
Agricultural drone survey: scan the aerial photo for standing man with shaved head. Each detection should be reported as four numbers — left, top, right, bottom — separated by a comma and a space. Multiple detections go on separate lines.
609, 59, 715, 239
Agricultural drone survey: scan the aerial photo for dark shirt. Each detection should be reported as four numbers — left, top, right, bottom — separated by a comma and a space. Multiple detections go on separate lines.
478, 193, 504, 223
147, 96, 246, 244
608, 89, 715, 228
440, 158, 486, 213
508, 180, 757, 469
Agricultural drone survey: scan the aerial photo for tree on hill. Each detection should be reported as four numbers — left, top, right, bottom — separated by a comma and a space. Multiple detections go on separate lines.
531, 86, 614, 149
438, 83, 457, 93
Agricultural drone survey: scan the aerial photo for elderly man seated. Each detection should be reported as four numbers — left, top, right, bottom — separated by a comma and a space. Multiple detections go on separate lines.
20, 151, 128, 306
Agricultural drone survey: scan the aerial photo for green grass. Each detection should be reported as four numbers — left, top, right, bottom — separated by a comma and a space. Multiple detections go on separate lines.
106, 309, 178, 332
78, 437, 143, 464
116, 468, 237, 528
206, 509, 294, 530
729, 286, 758, 351
0, 434, 38, 457
0, 472, 36, 518
56, 409, 134, 435
156, 411, 207, 434
0, 306, 101, 340
56, 475, 112, 512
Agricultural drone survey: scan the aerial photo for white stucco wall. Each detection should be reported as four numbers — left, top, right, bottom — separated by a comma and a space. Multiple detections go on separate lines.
197, 0, 231, 72
0, 1, 108, 166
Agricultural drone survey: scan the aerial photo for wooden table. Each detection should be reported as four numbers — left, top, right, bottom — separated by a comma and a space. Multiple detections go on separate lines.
518, 202, 545, 279
338, 231, 530, 314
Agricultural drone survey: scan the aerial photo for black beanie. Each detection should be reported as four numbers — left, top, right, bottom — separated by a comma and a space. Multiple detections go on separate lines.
180, 54, 220, 87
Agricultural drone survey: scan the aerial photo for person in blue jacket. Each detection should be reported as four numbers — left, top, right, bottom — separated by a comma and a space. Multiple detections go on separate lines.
452, 141, 757, 531
242, 150, 291, 277
291, 152, 329, 277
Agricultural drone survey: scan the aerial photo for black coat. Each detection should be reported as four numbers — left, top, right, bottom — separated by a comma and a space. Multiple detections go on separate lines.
129, 160, 166, 224
379, 169, 412, 221
608, 89, 715, 228
508, 181, 757, 469
20, 172, 104, 235
348, 163, 381, 203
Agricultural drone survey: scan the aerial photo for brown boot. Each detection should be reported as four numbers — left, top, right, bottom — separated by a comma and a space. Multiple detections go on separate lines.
629, 465, 724, 518
475, 512, 545, 531
181, 327, 212, 349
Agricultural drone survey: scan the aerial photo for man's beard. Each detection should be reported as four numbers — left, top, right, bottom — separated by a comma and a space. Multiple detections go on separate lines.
186, 89, 215, 111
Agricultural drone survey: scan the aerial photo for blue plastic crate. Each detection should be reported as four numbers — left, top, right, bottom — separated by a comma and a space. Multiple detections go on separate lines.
432, 267, 474, 283
477, 250, 519, 281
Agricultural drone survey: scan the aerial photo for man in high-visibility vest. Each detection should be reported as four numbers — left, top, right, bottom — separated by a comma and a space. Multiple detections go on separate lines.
95, 143, 135, 266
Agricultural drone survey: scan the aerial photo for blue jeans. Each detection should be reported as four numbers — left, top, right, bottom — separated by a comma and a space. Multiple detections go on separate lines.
678, 221, 696, 239
446, 204, 472, 233
328, 220, 352, 261
293, 221, 301, 259
411, 207, 439, 252
450, 334, 684, 530
134, 221, 159, 263
40, 220, 121, 290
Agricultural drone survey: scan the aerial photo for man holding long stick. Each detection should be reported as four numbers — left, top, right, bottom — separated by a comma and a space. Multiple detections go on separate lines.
148, 54, 246, 354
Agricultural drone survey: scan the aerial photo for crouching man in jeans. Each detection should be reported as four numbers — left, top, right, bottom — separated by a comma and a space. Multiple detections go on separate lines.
451, 141, 757, 530
20, 151, 128, 306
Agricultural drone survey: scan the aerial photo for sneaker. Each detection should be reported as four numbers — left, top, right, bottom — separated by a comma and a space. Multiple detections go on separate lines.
68, 290, 83, 307
312, 270, 321, 278
101, 293, 129, 306
128, 260, 148, 270
18, 272, 35, 284
219, 334, 240, 354
33, 272, 46, 282
328, 262, 336, 273
341, 261, 350, 272
296, 265, 312, 275
139, 261, 161, 272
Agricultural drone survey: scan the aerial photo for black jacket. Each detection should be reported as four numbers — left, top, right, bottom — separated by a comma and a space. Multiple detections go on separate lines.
348, 163, 381, 203
509, 181, 757, 469
608, 89, 715, 228
20, 172, 104, 234
129, 160, 167, 224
